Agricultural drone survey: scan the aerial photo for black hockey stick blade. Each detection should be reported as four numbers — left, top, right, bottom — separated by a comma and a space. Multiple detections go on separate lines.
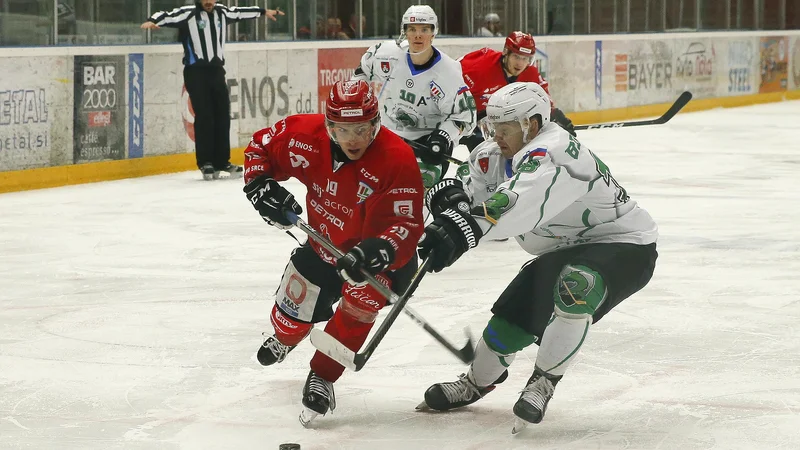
402, 305, 475, 364
576, 91, 692, 130
310, 257, 433, 371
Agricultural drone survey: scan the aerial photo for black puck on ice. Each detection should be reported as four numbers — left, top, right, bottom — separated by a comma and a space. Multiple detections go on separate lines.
279, 444, 300, 450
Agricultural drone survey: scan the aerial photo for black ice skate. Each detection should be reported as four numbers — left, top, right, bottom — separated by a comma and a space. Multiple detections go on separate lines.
417, 370, 508, 411
214, 163, 243, 179
299, 370, 336, 427
256, 335, 296, 366
511, 368, 561, 434
200, 163, 215, 181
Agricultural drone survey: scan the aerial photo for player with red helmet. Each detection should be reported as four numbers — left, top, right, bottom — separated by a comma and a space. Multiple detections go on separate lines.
242, 79, 424, 426
458, 31, 575, 151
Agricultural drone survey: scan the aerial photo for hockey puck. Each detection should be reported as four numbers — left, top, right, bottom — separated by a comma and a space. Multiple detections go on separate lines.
279, 444, 300, 450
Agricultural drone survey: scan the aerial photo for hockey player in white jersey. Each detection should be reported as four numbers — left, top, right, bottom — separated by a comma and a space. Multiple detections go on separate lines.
415, 82, 659, 433
351, 5, 476, 188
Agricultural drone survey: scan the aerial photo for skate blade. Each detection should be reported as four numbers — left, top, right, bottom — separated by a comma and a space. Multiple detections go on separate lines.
299, 407, 319, 428
511, 417, 529, 435
415, 400, 430, 411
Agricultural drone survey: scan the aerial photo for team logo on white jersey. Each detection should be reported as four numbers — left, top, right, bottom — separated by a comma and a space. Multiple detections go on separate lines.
406, 79, 414, 88
381, 61, 391, 73
356, 181, 374, 204
430, 81, 445, 100
478, 157, 490, 173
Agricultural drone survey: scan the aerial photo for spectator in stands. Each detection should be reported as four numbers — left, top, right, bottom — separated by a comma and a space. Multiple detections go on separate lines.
298, 16, 326, 39
326, 17, 350, 39
477, 13, 503, 37
343, 14, 367, 39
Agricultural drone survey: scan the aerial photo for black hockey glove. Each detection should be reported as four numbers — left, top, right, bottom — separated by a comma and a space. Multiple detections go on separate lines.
418, 203, 484, 273
551, 107, 576, 137
336, 238, 396, 285
459, 128, 485, 153
243, 174, 302, 230
415, 129, 453, 165
425, 178, 470, 216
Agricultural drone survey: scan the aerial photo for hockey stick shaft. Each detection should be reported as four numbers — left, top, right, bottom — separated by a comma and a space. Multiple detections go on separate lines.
306, 258, 432, 371
575, 91, 692, 130
285, 212, 475, 370
404, 138, 465, 166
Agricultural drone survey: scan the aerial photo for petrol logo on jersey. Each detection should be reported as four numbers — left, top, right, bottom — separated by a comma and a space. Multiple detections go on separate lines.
381, 61, 391, 73
356, 181, 374, 203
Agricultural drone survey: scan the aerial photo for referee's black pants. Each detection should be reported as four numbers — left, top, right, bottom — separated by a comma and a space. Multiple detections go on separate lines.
183, 65, 231, 170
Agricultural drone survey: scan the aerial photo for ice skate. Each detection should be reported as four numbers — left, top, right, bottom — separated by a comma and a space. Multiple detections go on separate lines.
214, 163, 243, 179
511, 368, 560, 434
417, 370, 508, 411
256, 334, 296, 366
298, 370, 336, 427
200, 163, 215, 181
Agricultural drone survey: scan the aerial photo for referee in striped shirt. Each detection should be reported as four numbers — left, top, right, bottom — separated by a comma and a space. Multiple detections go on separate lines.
141, 1, 283, 180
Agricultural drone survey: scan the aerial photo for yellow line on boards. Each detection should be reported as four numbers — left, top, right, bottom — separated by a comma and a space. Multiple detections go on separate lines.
1, 90, 799, 194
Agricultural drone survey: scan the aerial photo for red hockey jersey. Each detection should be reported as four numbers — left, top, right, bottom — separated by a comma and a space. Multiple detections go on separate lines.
243, 114, 425, 270
459, 47, 551, 115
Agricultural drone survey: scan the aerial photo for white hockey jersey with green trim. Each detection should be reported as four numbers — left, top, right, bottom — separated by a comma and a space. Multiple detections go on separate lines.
351, 40, 477, 146
458, 123, 658, 256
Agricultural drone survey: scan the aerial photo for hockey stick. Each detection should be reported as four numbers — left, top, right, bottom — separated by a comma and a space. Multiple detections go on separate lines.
575, 91, 692, 130
285, 212, 475, 371
404, 138, 465, 166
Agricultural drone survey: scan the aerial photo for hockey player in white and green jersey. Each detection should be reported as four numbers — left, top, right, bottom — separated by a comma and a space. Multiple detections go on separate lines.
415, 82, 659, 433
351, 5, 476, 188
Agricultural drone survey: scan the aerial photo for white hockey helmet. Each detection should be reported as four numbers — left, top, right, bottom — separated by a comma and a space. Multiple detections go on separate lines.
401, 5, 438, 37
482, 82, 551, 143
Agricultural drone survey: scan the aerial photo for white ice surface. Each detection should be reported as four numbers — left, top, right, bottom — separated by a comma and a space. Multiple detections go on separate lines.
2, 101, 800, 450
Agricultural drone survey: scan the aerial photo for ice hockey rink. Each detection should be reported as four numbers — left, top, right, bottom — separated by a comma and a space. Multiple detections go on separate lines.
2, 100, 799, 450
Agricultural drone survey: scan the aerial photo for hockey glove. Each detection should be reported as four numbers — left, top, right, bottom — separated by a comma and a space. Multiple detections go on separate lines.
551, 107, 576, 137
243, 174, 302, 230
336, 238, 396, 285
418, 203, 484, 273
415, 129, 454, 165
425, 178, 470, 216
459, 129, 485, 153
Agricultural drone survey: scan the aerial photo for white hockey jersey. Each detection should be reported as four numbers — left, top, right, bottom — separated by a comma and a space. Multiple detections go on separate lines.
458, 123, 658, 256
352, 40, 477, 146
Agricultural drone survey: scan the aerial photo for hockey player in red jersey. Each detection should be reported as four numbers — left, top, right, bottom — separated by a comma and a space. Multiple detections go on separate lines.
242, 80, 424, 426
458, 31, 575, 150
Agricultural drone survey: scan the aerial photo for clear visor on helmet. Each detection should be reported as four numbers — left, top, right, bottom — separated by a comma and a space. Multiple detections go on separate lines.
481, 116, 531, 141
507, 51, 534, 66
325, 117, 380, 146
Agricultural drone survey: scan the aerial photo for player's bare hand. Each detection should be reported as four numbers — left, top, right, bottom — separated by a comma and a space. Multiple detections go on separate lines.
265, 8, 284, 21
140, 21, 159, 29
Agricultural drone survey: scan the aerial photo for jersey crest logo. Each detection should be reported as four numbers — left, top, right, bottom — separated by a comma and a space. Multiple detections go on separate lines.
478, 157, 490, 173
429, 81, 445, 100
381, 61, 391, 73
393, 200, 414, 218
356, 181, 374, 204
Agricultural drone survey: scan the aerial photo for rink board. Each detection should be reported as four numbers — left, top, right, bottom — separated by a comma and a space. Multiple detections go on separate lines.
1, 31, 799, 192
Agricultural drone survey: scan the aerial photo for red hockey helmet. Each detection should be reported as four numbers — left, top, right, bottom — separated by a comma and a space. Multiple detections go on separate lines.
325, 80, 381, 155
504, 31, 536, 57
325, 80, 379, 123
